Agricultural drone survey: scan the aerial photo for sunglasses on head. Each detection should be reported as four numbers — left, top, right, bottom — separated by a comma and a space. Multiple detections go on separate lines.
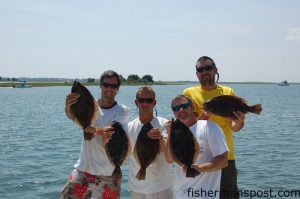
101, 82, 119, 89
172, 102, 191, 112
137, 98, 155, 104
196, 65, 215, 73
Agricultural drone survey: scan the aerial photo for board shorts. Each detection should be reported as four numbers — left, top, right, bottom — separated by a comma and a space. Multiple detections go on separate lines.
60, 169, 120, 199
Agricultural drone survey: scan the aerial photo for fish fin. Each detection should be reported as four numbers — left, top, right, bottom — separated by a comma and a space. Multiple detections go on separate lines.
112, 166, 122, 180
186, 167, 200, 178
67, 108, 76, 121
90, 99, 99, 126
82, 100, 99, 141
250, 104, 262, 115
151, 152, 160, 163
121, 136, 132, 167
73, 118, 83, 129
151, 141, 161, 162
105, 155, 116, 168
133, 145, 140, 166
127, 137, 132, 157
136, 168, 146, 180
84, 131, 94, 140
193, 136, 200, 163
232, 95, 248, 104
240, 98, 248, 104
173, 160, 185, 168
169, 147, 183, 166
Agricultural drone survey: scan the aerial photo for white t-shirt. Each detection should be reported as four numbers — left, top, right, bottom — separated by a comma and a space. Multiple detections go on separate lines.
128, 116, 173, 193
173, 120, 228, 199
74, 101, 130, 176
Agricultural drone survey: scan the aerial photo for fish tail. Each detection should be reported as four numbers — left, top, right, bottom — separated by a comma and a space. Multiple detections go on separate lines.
136, 168, 146, 180
112, 166, 122, 180
83, 131, 94, 140
250, 104, 262, 115
186, 167, 200, 178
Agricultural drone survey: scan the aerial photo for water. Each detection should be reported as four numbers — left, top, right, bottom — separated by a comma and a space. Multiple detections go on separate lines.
0, 84, 300, 198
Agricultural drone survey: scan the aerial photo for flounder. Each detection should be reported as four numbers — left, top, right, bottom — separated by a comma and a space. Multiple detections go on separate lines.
134, 122, 160, 180
169, 119, 200, 177
70, 81, 99, 140
203, 95, 262, 119
105, 121, 131, 180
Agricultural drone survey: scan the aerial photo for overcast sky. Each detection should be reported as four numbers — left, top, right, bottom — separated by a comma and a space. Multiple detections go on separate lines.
1, 0, 300, 82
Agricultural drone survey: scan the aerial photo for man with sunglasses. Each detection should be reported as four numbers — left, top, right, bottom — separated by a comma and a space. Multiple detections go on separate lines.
61, 70, 130, 199
166, 95, 228, 199
183, 56, 245, 199
127, 86, 173, 199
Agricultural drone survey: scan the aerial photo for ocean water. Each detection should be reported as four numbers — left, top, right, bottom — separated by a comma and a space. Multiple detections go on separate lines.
0, 84, 300, 198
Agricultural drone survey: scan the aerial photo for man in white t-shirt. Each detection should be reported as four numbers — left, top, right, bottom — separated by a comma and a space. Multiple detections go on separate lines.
60, 70, 130, 199
166, 95, 228, 199
128, 86, 173, 199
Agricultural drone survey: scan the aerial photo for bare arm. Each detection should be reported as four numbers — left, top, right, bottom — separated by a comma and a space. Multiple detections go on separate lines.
231, 111, 245, 132
191, 151, 228, 172
147, 128, 173, 163
84, 125, 115, 144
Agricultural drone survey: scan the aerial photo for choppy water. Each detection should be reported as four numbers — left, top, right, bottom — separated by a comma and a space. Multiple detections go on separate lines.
0, 84, 300, 198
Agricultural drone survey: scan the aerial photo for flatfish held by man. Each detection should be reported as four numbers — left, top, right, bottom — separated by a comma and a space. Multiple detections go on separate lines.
105, 121, 131, 180
203, 95, 262, 120
134, 122, 160, 180
169, 119, 200, 178
69, 81, 99, 140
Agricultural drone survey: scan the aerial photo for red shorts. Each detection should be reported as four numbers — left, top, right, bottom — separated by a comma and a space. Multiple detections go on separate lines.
60, 169, 120, 199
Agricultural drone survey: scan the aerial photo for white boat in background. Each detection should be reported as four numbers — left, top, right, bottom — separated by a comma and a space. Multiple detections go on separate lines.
12, 80, 32, 88
278, 80, 289, 86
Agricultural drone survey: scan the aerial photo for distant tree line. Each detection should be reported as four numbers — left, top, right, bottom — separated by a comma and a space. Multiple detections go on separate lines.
0, 74, 155, 84
0, 76, 18, 81
126, 74, 154, 83
87, 74, 154, 84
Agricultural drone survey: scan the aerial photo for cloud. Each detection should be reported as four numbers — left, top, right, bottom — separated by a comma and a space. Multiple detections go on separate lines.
285, 28, 300, 41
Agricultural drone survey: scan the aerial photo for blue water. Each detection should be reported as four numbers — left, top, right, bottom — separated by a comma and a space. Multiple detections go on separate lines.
0, 84, 300, 198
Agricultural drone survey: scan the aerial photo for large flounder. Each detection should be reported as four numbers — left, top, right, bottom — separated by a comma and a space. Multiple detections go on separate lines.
70, 81, 99, 140
105, 121, 131, 180
134, 122, 160, 180
203, 95, 262, 120
169, 119, 200, 178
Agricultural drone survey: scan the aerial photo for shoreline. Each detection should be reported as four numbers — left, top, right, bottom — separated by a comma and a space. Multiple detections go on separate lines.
0, 81, 184, 87
0, 81, 299, 87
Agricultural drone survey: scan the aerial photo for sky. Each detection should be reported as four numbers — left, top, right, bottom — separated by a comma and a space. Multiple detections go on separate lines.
1, 0, 300, 82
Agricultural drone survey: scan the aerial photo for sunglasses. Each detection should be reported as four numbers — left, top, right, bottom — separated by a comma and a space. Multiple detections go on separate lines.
101, 82, 119, 89
196, 65, 215, 73
137, 98, 155, 104
172, 102, 191, 112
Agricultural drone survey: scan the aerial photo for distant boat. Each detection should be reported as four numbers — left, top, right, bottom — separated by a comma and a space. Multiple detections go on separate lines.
278, 80, 289, 86
12, 80, 32, 88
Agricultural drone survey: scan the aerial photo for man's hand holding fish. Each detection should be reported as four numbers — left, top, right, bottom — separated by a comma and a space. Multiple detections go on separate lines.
84, 125, 115, 144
